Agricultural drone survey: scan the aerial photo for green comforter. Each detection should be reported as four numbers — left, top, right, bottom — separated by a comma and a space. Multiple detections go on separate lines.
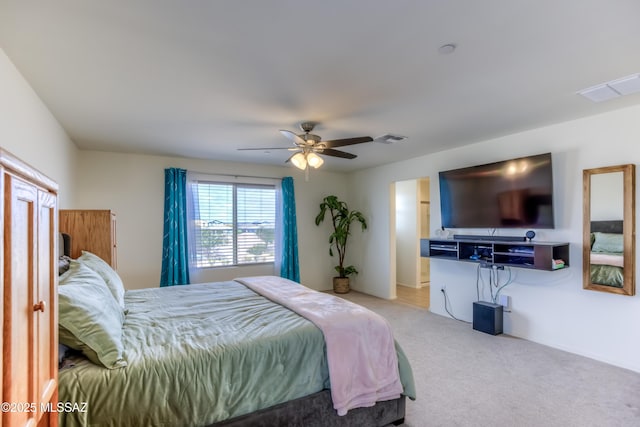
59, 281, 415, 426
590, 264, 624, 288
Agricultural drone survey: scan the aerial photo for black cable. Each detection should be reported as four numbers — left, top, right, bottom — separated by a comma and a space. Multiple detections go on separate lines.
441, 288, 471, 324
493, 266, 514, 303
489, 268, 495, 302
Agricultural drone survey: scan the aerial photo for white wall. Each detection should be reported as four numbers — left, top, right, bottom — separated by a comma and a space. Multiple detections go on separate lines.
74, 150, 348, 290
0, 49, 78, 207
395, 180, 420, 288
349, 103, 640, 373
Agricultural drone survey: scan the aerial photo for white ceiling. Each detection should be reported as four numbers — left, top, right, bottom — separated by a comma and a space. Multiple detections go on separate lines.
2, 0, 640, 172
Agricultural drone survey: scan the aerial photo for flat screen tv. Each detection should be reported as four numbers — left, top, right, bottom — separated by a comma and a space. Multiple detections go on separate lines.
439, 153, 554, 229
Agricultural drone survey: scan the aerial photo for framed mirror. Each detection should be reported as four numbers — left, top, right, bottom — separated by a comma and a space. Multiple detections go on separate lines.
583, 164, 635, 295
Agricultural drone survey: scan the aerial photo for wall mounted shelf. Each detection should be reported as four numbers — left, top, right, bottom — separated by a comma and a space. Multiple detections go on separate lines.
421, 238, 569, 271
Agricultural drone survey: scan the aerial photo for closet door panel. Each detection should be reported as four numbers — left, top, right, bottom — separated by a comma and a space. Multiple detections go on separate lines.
36, 191, 57, 411
3, 174, 38, 427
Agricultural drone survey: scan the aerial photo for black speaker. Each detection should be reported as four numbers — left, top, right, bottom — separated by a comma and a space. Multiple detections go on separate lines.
453, 234, 526, 242
473, 301, 503, 335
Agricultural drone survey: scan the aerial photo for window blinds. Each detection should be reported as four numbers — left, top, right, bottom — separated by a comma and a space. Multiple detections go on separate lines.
191, 181, 276, 268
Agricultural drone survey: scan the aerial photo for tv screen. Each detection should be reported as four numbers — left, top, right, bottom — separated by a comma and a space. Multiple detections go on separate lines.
439, 153, 554, 229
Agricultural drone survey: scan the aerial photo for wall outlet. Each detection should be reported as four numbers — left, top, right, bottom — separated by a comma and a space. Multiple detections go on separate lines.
498, 294, 510, 311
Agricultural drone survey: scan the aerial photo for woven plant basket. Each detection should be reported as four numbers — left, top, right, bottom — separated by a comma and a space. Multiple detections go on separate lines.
333, 277, 350, 294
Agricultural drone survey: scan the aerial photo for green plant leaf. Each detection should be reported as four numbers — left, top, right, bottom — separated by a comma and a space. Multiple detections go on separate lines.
315, 195, 367, 278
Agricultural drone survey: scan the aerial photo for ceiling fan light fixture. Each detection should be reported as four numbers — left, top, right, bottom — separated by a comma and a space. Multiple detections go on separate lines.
244, 122, 377, 173
306, 152, 324, 168
291, 152, 307, 170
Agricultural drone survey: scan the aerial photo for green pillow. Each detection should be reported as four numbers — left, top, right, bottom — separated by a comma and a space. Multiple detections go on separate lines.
591, 232, 624, 254
58, 263, 127, 369
77, 250, 125, 309
60, 259, 107, 289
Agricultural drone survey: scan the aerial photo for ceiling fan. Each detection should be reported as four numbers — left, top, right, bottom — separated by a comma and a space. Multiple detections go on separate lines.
238, 122, 374, 171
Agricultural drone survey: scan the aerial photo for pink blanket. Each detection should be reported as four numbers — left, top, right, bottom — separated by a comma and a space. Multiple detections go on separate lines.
590, 252, 624, 267
235, 276, 403, 416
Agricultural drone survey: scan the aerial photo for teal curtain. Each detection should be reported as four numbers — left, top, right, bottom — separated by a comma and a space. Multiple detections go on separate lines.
280, 177, 300, 282
160, 168, 190, 286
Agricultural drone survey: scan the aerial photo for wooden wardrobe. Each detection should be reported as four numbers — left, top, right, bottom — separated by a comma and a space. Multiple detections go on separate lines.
1, 149, 58, 427
59, 210, 117, 269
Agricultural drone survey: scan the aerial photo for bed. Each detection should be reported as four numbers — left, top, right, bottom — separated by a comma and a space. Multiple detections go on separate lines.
589, 220, 624, 288
57, 249, 415, 426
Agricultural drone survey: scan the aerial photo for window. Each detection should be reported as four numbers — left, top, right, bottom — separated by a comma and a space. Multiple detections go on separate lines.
189, 180, 276, 268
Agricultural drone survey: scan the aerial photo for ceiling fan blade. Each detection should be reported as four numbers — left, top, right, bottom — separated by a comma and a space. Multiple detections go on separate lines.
318, 148, 357, 159
237, 147, 295, 150
322, 136, 373, 148
280, 129, 306, 145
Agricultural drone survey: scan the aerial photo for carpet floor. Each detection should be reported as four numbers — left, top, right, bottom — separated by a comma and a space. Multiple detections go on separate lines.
338, 291, 640, 427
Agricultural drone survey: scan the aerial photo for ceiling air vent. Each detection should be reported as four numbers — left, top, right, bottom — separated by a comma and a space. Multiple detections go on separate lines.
375, 134, 407, 144
577, 73, 640, 103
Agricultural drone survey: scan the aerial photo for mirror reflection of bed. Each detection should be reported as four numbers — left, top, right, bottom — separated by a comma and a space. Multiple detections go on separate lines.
582, 164, 635, 296
589, 221, 624, 288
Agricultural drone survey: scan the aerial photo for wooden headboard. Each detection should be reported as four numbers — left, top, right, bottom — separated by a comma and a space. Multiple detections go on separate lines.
591, 220, 623, 233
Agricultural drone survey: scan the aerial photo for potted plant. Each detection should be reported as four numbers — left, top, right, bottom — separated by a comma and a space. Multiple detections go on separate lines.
315, 195, 367, 293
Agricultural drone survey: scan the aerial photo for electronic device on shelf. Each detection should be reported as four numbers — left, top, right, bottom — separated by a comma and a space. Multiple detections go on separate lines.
430, 244, 457, 250
454, 234, 526, 242
507, 246, 535, 254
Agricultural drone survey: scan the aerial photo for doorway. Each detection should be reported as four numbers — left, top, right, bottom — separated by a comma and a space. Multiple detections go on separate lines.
394, 178, 430, 309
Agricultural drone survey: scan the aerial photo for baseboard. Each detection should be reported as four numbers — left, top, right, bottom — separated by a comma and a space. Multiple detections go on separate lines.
396, 282, 420, 289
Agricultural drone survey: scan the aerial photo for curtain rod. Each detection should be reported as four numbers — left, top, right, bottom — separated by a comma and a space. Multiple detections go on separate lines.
188, 170, 285, 180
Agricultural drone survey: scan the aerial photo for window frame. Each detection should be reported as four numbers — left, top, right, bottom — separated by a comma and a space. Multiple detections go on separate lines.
187, 173, 279, 270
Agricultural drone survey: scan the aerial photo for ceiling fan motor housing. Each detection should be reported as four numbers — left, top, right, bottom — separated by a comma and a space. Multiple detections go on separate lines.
300, 121, 316, 133
299, 122, 321, 144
